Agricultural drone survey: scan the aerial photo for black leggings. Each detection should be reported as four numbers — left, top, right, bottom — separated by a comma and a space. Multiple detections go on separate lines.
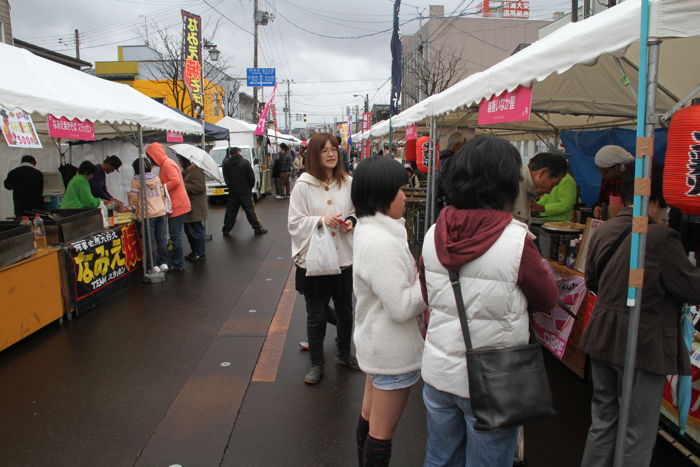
299, 267, 353, 366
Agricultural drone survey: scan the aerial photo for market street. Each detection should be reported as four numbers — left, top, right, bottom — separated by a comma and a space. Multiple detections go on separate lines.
0, 197, 691, 466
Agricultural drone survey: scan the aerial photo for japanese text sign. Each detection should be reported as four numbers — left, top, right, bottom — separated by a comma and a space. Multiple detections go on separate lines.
181, 10, 203, 114
68, 223, 143, 301
47, 115, 95, 140
166, 130, 184, 143
502, 1, 530, 19
405, 123, 417, 141
0, 106, 42, 148
246, 68, 276, 87
478, 86, 532, 125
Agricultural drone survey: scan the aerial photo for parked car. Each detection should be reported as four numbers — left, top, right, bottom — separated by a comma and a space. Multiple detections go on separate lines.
206, 145, 261, 202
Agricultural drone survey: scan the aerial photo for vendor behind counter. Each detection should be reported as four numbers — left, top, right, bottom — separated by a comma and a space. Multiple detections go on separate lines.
3, 155, 43, 218
60, 161, 101, 209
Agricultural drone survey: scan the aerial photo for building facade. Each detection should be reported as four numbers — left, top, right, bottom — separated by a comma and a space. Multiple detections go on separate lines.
0, 0, 12, 44
95, 45, 238, 124
401, 4, 549, 109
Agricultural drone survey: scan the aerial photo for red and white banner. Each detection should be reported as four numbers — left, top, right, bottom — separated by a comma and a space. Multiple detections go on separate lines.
166, 130, 184, 143
181, 10, 203, 116
255, 85, 278, 136
361, 112, 372, 159
0, 106, 42, 148
478, 86, 532, 125
47, 115, 95, 140
405, 123, 417, 141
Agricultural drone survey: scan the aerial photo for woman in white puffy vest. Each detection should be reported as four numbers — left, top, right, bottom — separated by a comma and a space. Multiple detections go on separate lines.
419, 136, 557, 467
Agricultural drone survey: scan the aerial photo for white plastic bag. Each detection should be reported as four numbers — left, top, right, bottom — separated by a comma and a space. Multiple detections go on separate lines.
305, 223, 341, 277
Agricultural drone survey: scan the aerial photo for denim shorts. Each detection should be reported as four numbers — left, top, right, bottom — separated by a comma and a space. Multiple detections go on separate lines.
370, 370, 421, 390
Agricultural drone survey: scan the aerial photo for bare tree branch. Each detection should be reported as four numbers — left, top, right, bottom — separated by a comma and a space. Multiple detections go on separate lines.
402, 45, 466, 108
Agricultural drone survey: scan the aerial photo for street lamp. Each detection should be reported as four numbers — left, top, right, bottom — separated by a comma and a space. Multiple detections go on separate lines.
203, 39, 220, 62
353, 93, 369, 113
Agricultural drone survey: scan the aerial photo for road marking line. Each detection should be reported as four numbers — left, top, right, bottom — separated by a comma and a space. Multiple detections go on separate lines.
251, 267, 297, 383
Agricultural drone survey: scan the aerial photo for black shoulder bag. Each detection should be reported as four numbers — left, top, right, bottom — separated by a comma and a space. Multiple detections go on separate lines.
449, 271, 557, 431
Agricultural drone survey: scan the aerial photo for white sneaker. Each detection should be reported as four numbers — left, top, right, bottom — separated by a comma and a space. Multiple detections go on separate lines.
275, 195, 284, 199
159, 264, 169, 273
152, 265, 161, 274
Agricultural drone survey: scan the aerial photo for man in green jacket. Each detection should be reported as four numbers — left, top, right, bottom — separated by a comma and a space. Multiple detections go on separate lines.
61, 161, 102, 209
532, 172, 577, 222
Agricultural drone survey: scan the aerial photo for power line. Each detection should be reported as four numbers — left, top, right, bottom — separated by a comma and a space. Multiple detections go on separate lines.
201, 0, 254, 35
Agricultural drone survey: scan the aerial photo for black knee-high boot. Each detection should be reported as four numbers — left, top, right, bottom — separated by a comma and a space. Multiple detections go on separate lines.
362, 434, 392, 467
356, 416, 369, 466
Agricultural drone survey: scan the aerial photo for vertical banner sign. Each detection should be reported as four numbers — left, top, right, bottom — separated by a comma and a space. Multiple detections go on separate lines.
0, 106, 42, 148
362, 112, 372, 159
347, 116, 353, 152
255, 84, 278, 136
47, 115, 95, 140
181, 10, 203, 117
389, 0, 402, 115
478, 86, 532, 125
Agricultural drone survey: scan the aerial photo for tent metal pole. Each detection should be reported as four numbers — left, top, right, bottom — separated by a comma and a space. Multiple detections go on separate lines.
430, 116, 438, 225
612, 0, 658, 460
137, 124, 163, 283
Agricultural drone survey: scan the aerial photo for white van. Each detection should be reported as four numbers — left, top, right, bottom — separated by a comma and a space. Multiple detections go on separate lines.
206, 144, 261, 201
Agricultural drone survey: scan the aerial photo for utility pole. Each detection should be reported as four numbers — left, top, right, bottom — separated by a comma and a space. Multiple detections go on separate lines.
282, 79, 293, 133
253, 0, 259, 118
74, 29, 80, 60
417, 11, 424, 102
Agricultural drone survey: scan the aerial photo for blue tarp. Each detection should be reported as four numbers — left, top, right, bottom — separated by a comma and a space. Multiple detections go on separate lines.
560, 128, 667, 207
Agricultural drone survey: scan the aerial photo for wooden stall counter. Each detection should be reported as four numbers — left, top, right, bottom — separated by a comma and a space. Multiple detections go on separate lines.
0, 248, 64, 352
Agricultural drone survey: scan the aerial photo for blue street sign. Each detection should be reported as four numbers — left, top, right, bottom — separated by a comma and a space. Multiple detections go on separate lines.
246, 68, 276, 87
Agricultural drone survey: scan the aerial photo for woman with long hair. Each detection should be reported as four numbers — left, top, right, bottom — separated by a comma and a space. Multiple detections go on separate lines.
351, 156, 426, 466
288, 133, 359, 385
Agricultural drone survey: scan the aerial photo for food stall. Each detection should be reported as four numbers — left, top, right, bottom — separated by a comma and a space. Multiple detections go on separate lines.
0, 41, 203, 349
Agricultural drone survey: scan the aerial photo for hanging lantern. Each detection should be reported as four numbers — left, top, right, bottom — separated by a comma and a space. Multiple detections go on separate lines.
416, 136, 439, 174
405, 138, 416, 162
664, 104, 700, 215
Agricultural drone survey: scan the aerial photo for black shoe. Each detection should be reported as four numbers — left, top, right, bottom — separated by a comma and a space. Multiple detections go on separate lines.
254, 228, 268, 235
170, 266, 185, 272
185, 253, 196, 261
335, 354, 360, 371
304, 365, 323, 384
222, 230, 230, 237
187, 254, 206, 262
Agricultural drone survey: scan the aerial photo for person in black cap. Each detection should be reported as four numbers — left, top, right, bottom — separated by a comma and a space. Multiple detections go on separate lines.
4, 155, 43, 217
90, 155, 123, 205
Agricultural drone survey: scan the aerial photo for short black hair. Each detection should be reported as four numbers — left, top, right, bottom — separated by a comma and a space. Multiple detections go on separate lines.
621, 161, 666, 207
351, 156, 407, 218
445, 135, 522, 210
78, 161, 97, 176
279, 143, 288, 151
132, 158, 152, 175
528, 152, 568, 179
104, 155, 122, 170
21, 155, 36, 165
229, 147, 240, 156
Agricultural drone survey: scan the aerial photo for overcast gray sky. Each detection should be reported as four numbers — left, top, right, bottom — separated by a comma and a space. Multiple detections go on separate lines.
10, 0, 572, 128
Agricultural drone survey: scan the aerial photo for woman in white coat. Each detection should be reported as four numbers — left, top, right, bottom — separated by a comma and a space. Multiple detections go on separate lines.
288, 133, 359, 385
351, 156, 426, 466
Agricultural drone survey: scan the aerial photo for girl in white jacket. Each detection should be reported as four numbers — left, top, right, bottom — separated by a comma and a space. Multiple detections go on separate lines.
351, 156, 426, 467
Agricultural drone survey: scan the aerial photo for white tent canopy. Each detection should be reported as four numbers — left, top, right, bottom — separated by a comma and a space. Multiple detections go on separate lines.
355, 0, 700, 141
0, 42, 203, 138
214, 116, 300, 144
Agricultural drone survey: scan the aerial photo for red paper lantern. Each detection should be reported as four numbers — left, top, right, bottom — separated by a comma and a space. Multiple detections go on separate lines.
416, 136, 440, 174
665, 104, 700, 215
405, 138, 416, 162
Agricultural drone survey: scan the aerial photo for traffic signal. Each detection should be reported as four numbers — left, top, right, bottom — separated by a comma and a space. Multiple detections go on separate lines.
303, 114, 307, 122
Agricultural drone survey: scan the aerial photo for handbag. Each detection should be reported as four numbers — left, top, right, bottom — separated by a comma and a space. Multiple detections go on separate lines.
448, 270, 556, 431
163, 185, 173, 215
305, 223, 341, 277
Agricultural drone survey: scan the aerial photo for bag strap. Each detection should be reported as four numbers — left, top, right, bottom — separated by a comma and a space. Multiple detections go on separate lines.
448, 271, 473, 351
590, 225, 631, 294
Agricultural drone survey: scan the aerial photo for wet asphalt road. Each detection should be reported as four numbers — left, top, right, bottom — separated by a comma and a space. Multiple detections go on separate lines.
0, 196, 693, 466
